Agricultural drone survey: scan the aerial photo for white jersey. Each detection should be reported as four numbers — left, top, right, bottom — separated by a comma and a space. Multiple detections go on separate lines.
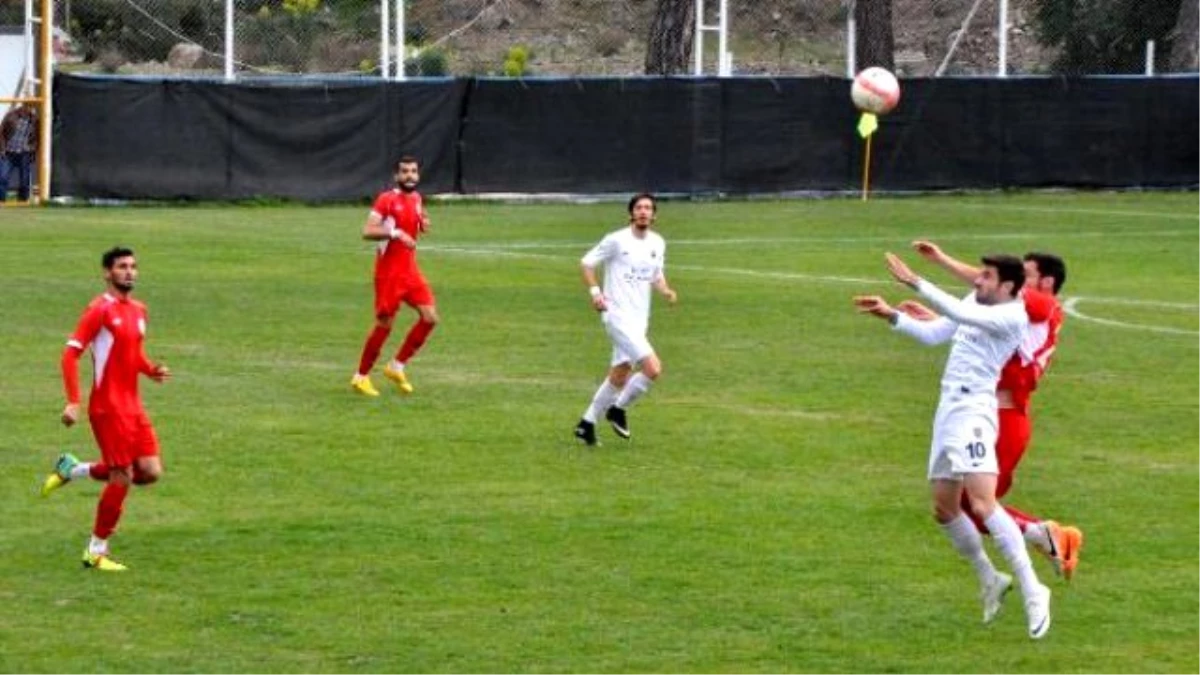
893, 279, 1029, 397
581, 226, 666, 325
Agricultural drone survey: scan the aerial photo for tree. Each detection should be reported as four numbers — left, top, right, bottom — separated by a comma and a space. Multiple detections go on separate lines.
644, 0, 695, 75
854, 0, 895, 72
1034, 0, 1184, 74
1168, 0, 1198, 72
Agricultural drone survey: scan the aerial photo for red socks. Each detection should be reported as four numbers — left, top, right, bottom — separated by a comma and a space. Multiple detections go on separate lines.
93, 482, 129, 540
357, 325, 392, 375
396, 320, 436, 364
89, 463, 110, 481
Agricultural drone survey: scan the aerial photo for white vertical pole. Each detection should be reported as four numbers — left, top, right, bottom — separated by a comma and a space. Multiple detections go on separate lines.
1145, 40, 1155, 76
846, 0, 856, 78
380, 0, 390, 79
997, 0, 1008, 76
693, 0, 703, 75
394, 0, 405, 80
717, 0, 729, 76
37, 0, 53, 202
223, 0, 234, 81
23, 0, 33, 95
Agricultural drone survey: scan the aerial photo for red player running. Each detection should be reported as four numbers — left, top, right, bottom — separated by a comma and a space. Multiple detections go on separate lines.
902, 242, 1083, 579
41, 246, 171, 572
351, 155, 439, 397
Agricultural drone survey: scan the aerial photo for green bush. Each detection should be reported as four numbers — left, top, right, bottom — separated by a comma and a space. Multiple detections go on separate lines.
502, 45, 530, 77
405, 48, 448, 77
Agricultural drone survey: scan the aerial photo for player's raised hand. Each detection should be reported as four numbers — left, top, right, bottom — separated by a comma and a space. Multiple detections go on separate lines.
61, 402, 80, 427
912, 240, 944, 261
854, 295, 896, 320
885, 252, 920, 288
897, 299, 938, 321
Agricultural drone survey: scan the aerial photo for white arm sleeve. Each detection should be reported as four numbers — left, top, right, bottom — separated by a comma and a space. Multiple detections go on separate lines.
916, 279, 1020, 336
893, 312, 957, 345
581, 234, 616, 268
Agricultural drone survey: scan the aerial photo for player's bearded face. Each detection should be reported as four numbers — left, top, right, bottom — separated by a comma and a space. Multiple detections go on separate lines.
106, 257, 138, 293
396, 164, 420, 192
973, 268, 1002, 305
630, 201, 655, 229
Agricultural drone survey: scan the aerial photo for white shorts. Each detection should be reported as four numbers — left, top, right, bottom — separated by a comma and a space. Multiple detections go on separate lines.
603, 314, 655, 367
927, 393, 999, 481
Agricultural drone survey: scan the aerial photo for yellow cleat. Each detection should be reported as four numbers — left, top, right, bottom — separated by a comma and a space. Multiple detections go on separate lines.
382, 365, 414, 394
40, 453, 80, 497
41, 474, 66, 497
81, 550, 128, 572
351, 374, 380, 397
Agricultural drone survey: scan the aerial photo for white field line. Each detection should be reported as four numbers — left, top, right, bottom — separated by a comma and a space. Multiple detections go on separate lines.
424, 228, 1195, 252
1062, 298, 1199, 336
429, 244, 1199, 337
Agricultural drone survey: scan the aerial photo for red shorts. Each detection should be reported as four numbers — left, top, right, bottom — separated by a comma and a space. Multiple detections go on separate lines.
89, 411, 160, 468
994, 408, 1032, 499
374, 275, 435, 318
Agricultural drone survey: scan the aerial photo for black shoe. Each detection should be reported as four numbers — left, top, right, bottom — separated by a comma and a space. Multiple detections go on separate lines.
605, 406, 631, 439
573, 419, 597, 446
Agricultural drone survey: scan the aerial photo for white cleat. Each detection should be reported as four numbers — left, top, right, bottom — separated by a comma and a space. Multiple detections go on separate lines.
1025, 583, 1052, 640
981, 572, 1013, 624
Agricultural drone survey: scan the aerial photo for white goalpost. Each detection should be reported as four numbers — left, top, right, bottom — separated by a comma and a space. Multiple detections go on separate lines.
693, 0, 732, 77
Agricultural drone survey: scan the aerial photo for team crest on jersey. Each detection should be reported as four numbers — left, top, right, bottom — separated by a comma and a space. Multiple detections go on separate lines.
973, 427, 982, 438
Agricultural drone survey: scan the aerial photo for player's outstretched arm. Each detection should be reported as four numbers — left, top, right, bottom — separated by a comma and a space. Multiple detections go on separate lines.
912, 240, 980, 285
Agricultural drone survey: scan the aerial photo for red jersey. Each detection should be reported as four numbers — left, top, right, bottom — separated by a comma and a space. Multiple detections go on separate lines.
63, 293, 157, 416
371, 188, 426, 280
998, 288, 1063, 412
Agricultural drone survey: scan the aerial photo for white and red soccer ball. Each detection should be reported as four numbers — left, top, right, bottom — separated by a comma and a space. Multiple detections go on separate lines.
851, 67, 901, 115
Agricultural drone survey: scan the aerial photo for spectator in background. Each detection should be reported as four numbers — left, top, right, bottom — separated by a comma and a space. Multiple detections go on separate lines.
0, 102, 38, 202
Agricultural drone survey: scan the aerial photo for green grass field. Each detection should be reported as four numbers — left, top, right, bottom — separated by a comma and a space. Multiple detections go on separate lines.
2, 192, 1197, 673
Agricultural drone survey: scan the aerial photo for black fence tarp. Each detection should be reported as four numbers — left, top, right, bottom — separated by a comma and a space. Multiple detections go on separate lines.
54, 76, 465, 200
52, 74, 1198, 200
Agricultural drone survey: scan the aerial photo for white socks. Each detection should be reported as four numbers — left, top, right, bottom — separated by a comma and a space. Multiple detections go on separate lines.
984, 508, 1042, 595
1023, 522, 1053, 555
582, 380, 621, 423
70, 463, 92, 480
615, 373, 653, 409
88, 535, 108, 556
388, 360, 405, 372
941, 513, 999, 586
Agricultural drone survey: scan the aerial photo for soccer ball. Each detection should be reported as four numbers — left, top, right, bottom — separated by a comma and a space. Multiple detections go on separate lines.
851, 67, 901, 115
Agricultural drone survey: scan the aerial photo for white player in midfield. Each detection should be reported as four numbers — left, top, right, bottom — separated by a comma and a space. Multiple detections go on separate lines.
573, 193, 678, 446
854, 251, 1052, 640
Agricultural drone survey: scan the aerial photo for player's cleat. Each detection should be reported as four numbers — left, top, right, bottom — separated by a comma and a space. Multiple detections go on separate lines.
573, 419, 597, 446
1024, 583, 1052, 640
1045, 521, 1083, 580
40, 453, 81, 497
351, 374, 380, 397
605, 406, 631, 439
980, 571, 1012, 624
81, 549, 128, 572
383, 365, 414, 394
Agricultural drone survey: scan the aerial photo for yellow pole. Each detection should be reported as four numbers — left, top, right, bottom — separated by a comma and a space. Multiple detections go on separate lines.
36, 0, 53, 203
860, 133, 873, 201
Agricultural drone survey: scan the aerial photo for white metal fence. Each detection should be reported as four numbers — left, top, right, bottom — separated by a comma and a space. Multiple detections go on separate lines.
4, 0, 1197, 80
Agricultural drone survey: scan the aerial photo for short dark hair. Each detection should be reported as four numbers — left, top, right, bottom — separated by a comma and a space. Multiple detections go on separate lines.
395, 155, 420, 170
102, 246, 135, 269
1024, 252, 1067, 294
980, 254, 1025, 294
627, 192, 656, 214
